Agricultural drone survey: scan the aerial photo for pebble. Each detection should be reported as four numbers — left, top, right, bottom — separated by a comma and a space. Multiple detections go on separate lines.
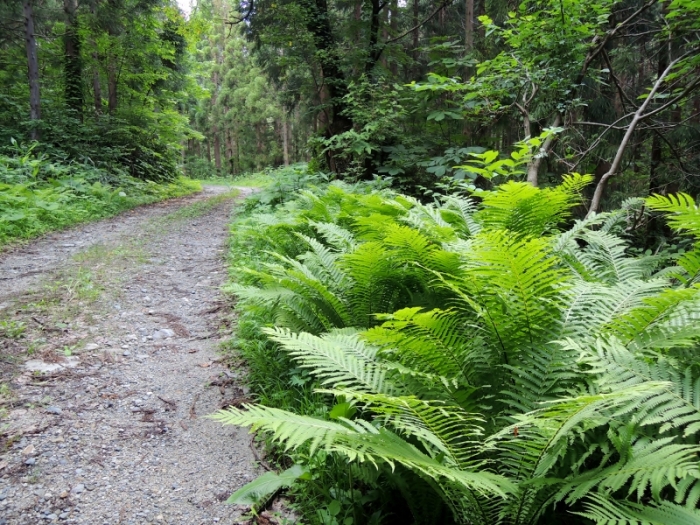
24, 457, 36, 465
0, 188, 269, 525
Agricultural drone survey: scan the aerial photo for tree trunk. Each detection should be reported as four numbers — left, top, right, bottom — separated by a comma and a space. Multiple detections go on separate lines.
465, 0, 474, 51
526, 113, 562, 186
107, 61, 117, 113
412, 0, 420, 78
92, 58, 102, 115
389, 0, 398, 76
213, 130, 222, 171
64, 0, 83, 119
225, 128, 233, 175
282, 114, 290, 166
23, 0, 41, 140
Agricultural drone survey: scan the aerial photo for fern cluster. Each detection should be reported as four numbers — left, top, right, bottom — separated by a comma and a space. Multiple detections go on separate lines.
218, 179, 700, 524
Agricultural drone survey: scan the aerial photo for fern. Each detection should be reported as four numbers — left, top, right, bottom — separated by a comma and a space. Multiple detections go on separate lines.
223, 181, 700, 524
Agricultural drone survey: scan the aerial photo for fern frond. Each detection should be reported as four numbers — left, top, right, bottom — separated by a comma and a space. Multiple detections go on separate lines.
573, 338, 700, 436
212, 404, 514, 497
604, 287, 700, 351
309, 221, 358, 251
458, 230, 570, 350
557, 435, 700, 503
321, 389, 485, 469
475, 175, 590, 236
579, 230, 658, 283
647, 193, 700, 237
576, 493, 700, 525
263, 327, 397, 395
440, 195, 481, 237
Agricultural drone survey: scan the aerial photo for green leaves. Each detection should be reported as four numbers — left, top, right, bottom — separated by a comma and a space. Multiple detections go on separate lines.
226, 464, 310, 507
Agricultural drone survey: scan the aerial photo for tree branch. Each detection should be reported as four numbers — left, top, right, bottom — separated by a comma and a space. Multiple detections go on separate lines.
385, 0, 453, 45
587, 54, 686, 217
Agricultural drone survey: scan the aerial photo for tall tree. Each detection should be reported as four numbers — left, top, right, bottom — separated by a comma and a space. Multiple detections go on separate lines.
23, 0, 41, 139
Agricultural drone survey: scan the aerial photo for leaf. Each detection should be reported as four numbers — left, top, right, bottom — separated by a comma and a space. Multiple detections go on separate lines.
226, 464, 309, 506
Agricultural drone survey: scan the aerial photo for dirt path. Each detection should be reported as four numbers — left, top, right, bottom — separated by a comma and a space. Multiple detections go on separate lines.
0, 186, 259, 524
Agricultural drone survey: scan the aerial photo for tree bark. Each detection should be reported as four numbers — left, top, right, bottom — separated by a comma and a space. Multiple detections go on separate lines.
64, 0, 83, 119
23, 0, 41, 140
282, 114, 290, 166
213, 130, 222, 171
92, 57, 102, 115
465, 0, 473, 51
526, 113, 561, 186
107, 61, 117, 113
412, 0, 420, 77
389, 0, 398, 76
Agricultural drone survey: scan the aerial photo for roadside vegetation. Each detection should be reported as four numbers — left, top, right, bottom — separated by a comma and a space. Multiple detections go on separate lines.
0, 147, 200, 249
219, 164, 700, 524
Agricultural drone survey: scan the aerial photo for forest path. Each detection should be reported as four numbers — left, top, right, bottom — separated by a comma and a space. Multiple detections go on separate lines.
0, 186, 258, 525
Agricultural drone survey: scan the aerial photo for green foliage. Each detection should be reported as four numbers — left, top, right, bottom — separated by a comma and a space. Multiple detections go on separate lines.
0, 151, 200, 247
227, 464, 310, 511
222, 176, 700, 524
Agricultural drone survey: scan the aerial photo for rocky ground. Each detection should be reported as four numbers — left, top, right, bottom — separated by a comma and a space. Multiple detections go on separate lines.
0, 186, 274, 524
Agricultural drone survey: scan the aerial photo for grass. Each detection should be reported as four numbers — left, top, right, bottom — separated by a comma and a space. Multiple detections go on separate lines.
159, 189, 240, 221
197, 170, 274, 188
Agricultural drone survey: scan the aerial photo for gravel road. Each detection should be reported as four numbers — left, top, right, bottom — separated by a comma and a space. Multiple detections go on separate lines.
0, 186, 261, 524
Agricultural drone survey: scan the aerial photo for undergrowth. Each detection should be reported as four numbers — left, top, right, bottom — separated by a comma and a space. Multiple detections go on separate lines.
0, 150, 201, 248
223, 162, 700, 524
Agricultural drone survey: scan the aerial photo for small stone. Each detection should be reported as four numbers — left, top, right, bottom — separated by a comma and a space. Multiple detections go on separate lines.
71, 484, 84, 494
59, 491, 69, 499
84, 343, 99, 351
46, 514, 57, 521
24, 457, 36, 465
59, 512, 69, 519
122, 351, 131, 357
22, 444, 35, 456
46, 406, 62, 415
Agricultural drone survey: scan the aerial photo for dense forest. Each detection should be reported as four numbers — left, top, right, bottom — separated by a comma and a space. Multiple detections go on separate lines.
2, 0, 700, 523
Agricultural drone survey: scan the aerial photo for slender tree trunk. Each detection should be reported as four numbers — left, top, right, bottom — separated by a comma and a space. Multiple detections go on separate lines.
225, 128, 233, 175
64, 0, 83, 120
526, 113, 561, 186
465, 0, 474, 51
213, 131, 222, 171
588, 58, 680, 216
389, 0, 398, 76
24, 0, 41, 140
107, 61, 117, 113
282, 114, 290, 166
412, 0, 420, 78
92, 58, 102, 115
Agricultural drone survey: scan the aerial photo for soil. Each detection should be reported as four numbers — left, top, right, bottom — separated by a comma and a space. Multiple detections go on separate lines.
0, 186, 272, 524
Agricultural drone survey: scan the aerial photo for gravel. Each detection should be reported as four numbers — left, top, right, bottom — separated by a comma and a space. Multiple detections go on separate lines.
0, 186, 265, 524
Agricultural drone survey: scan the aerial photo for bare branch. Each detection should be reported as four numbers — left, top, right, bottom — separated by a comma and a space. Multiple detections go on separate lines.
587, 54, 688, 216
385, 0, 453, 45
